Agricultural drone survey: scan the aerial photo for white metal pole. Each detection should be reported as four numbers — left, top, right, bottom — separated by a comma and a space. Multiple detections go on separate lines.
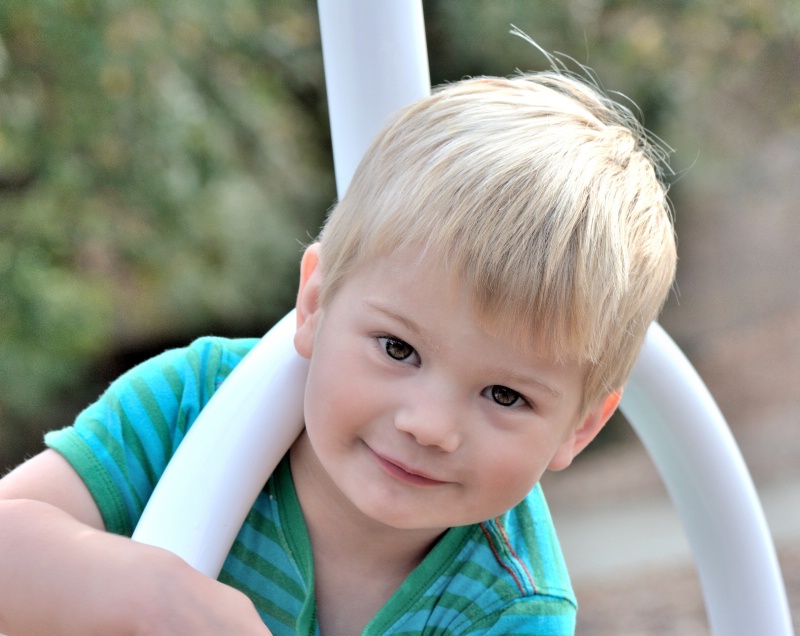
621, 323, 793, 635
318, 0, 430, 195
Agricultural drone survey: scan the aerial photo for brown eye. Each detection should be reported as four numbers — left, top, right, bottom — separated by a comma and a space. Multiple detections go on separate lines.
490, 385, 523, 407
382, 337, 415, 361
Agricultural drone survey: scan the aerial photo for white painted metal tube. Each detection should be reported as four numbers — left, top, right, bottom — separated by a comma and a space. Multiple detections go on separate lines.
132, 311, 308, 577
621, 322, 794, 635
318, 0, 430, 195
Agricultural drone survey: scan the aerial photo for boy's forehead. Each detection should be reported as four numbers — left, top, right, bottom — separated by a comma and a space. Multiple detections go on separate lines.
349, 245, 583, 366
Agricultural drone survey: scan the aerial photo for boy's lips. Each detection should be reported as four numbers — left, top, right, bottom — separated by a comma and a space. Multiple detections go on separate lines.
369, 448, 449, 486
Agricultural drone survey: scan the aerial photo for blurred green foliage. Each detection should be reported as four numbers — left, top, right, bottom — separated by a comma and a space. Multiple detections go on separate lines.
0, 0, 334, 465
2, 0, 799, 469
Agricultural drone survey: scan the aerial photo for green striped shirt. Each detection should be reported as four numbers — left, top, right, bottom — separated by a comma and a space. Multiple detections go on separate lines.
46, 336, 577, 635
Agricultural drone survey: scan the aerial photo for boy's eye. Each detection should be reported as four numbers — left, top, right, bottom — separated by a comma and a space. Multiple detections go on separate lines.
485, 385, 525, 408
379, 337, 417, 362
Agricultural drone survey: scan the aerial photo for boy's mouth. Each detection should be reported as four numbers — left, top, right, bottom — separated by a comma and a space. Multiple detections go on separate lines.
369, 448, 449, 486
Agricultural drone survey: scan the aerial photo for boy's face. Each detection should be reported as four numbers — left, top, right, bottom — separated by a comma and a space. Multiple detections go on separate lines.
293, 244, 615, 532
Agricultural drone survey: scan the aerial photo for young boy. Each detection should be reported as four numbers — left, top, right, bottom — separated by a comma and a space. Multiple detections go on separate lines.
0, 71, 676, 635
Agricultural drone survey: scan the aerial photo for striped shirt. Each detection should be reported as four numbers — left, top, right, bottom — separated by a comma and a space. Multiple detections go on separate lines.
46, 336, 577, 635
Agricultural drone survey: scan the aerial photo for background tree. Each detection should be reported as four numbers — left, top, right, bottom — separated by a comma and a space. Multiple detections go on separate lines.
0, 0, 333, 466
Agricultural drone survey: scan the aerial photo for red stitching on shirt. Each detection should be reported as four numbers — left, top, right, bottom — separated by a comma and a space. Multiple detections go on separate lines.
480, 521, 525, 595
494, 515, 538, 594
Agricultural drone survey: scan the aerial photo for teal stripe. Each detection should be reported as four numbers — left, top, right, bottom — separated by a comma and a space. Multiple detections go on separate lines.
44, 429, 131, 535
162, 362, 191, 444
239, 505, 308, 600
467, 597, 577, 635
441, 589, 505, 624
228, 537, 305, 602
515, 496, 546, 584
456, 558, 520, 600
82, 412, 128, 472
245, 505, 284, 544
200, 343, 220, 400
129, 375, 173, 469
516, 490, 573, 601
162, 362, 187, 404
118, 404, 158, 487
218, 360, 235, 378
84, 415, 145, 515
218, 568, 298, 629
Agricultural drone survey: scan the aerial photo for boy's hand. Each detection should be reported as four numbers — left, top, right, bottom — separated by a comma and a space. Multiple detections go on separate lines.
0, 451, 273, 636
121, 543, 274, 636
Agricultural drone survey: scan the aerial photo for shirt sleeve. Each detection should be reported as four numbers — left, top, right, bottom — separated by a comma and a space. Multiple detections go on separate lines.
44, 337, 255, 536
462, 595, 576, 636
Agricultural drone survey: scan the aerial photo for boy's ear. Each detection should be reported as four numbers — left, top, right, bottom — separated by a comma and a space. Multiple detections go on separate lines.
294, 243, 323, 359
547, 390, 622, 472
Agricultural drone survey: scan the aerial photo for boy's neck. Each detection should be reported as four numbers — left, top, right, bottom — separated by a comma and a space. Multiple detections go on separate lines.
288, 431, 445, 633
288, 431, 444, 565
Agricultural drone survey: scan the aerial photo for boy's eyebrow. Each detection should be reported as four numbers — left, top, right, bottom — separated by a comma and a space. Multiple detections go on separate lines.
363, 301, 440, 353
363, 301, 562, 399
487, 366, 562, 400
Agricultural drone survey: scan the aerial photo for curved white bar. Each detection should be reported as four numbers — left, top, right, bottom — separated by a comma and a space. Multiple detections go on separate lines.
621, 322, 793, 635
318, 0, 430, 195
132, 312, 308, 577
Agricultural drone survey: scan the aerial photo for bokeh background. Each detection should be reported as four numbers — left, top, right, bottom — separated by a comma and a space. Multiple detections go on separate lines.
1, 1, 798, 633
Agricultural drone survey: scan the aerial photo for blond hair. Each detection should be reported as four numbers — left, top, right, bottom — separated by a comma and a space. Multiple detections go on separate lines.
317, 72, 676, 413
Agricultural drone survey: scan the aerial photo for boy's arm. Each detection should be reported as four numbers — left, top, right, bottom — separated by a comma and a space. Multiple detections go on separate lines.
0, 450, 272, 636
0, 450, 105, 530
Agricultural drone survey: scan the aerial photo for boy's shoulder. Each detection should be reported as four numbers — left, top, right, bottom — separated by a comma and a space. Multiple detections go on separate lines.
129, 335, 262, 396
42, 335, 263, 536
179, 335, 262, 376
459, 484, 574, 604
137, 335, 263, 415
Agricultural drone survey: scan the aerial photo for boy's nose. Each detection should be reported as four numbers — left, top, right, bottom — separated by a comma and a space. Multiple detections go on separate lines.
393, 386, 463, 453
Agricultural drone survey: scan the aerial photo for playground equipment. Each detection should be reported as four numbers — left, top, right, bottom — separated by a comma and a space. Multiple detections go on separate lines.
133, 2, 794, 634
